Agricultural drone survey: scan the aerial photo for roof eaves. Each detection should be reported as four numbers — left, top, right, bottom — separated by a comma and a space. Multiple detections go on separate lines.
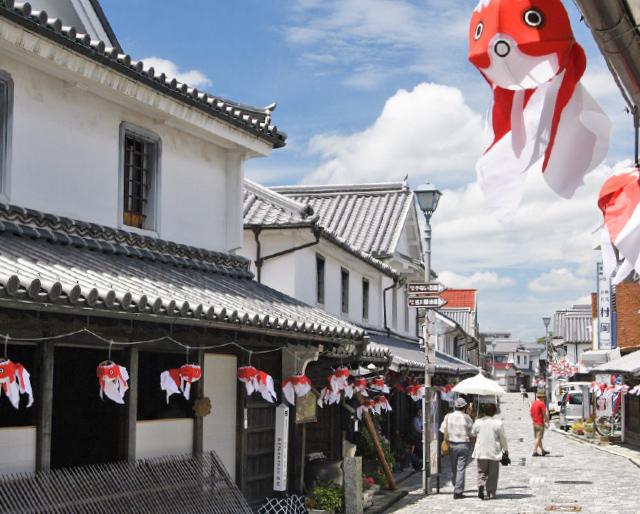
0, 5, 286, 149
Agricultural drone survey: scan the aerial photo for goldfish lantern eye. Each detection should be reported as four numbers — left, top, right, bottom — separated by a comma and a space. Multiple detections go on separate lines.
109, 369, 114, 376
474, 22, 483, 41
523, 9, 544, 28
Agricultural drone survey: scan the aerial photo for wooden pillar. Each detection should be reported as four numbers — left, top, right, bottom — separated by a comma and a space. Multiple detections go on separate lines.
124, 346, 138, 463
36, 341, 54, 471
193, 348, 205, 455
355, 393, 397, 490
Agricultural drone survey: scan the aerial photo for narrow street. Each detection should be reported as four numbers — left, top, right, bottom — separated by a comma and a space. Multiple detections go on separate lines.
384, 392, 640, 514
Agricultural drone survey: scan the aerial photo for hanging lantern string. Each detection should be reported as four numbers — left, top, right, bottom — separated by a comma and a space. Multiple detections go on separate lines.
3, 335, 7, 359
0, 327, 348, 360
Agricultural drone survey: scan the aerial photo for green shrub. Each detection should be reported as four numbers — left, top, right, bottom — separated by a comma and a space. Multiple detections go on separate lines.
305, 482, 344, 513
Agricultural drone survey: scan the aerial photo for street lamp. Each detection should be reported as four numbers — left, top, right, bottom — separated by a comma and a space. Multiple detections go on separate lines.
542, 316, 551, 417
414, 181, 442, 494
491, 342, 496, 379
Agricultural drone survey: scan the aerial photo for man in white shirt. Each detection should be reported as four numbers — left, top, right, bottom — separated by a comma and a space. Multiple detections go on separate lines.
439, 397, 475, 499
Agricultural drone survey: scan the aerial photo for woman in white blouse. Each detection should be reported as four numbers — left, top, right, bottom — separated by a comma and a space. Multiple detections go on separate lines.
470, 403, 508, 500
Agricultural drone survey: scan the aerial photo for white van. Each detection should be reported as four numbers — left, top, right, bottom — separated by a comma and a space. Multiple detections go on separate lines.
550, 381, 591, 415
557, 384, 591, 430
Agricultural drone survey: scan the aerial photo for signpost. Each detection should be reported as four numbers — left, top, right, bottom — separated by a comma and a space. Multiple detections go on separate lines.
407, 282, 447, 295
408, 296, 447, 308
407, 282, 447, 309
273, 404, 290, 493
406, 282, 446, 494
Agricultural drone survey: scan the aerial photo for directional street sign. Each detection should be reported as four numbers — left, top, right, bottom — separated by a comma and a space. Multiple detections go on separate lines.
407, 282, 447, 296
407, 296, 447, 308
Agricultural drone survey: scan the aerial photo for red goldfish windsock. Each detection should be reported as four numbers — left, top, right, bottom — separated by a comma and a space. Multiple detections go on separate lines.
469, 0, 610, 227
160, 364, 202, 403
282, 373, 312, 405
97, 361, 129, 404
0, 359, 33, 409
237, 366, 260, 395
598, 167, 640, 283
352, 377, 368, 396
369, 376, 390, 394
356, 399, 377, 419
329, 366, 350, 392
374, 396, 392, 414
405, 384, 423, 402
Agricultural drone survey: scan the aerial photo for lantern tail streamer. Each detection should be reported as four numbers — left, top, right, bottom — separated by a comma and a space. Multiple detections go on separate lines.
160, 369, 182, 403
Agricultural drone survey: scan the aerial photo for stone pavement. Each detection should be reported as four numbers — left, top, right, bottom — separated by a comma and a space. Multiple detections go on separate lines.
380, 392, 640, 514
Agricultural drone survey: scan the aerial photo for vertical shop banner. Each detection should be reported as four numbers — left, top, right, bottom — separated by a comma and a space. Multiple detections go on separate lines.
273, 404, 289, 492
597, 263, 612, 349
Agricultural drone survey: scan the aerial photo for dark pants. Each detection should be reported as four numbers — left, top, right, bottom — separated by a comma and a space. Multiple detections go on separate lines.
449, 442, 471, 495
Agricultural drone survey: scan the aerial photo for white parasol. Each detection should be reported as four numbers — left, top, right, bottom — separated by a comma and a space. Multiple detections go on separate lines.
451, 372, 506, 396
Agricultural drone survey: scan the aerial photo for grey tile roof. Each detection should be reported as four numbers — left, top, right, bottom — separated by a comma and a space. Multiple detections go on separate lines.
269, 182, 415, 258
553, 305, 592, 344
439, 309, 477, 338
0, 204, 365, 342
0, 2, 285, 148
243, 180, 399, 278
591, 350, 640, 374
367, 333, 479, 374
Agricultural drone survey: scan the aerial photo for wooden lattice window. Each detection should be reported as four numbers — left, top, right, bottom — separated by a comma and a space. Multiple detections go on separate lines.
123, 134, 152, 229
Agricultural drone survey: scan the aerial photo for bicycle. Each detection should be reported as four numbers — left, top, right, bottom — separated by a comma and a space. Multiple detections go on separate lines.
592, 391, 623, 438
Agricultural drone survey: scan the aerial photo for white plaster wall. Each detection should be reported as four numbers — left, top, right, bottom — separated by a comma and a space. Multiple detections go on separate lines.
202, 354, 237, 480
0, 49, 246, 252
0, 426, 36, 475
136, 419, 194, 460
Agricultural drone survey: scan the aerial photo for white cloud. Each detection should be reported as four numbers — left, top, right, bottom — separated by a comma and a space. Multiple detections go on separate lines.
303, 82, 483, 185
141, 57, 212, 89
282, 0, 474, 89
438, 270, 516, 290
528, 268, 592, 293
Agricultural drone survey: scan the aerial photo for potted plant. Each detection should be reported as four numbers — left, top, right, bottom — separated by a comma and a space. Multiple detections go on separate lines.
570, 422, 583, 435
305, 482, 344, 514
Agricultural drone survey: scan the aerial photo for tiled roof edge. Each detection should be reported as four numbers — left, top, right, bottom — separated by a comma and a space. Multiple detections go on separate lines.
270, 182, 409, 195
245, 179, 317, 222
0, 203, 253, 278
0, 2, 286, 148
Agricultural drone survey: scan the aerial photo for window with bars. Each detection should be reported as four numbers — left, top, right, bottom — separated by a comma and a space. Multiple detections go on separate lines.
121, 123, 159, 231
362, 278, 369, 322
316, 254, 325, 306
341, 268, 349, 315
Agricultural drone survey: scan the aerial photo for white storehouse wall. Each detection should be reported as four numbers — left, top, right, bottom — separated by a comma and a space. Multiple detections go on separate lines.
0, 26, 271, 254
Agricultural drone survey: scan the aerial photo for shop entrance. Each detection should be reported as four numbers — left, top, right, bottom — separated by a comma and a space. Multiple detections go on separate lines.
51, 347, 124, 469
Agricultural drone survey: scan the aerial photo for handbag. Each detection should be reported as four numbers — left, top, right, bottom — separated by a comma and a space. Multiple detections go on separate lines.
441, 415, 450, 455
500, 452, 511, 466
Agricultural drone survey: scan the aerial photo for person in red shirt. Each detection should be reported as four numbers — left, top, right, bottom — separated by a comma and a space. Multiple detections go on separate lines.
530, 390, 550, 456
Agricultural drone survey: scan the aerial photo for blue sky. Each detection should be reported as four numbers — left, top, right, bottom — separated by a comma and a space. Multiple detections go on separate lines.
100, 0, 635, 342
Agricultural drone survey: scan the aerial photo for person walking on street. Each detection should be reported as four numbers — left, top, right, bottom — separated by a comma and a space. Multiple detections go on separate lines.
520, 384, 528, 403
471, 402, 508, 500
530, 389, 550, 457
439, 397, 475, 499
410, 408, 423, 463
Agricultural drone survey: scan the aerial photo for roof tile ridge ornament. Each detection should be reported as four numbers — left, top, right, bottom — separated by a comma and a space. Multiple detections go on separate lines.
0, 4, 286, 148
245, 179, 316, 221
0, 202, 252, 275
